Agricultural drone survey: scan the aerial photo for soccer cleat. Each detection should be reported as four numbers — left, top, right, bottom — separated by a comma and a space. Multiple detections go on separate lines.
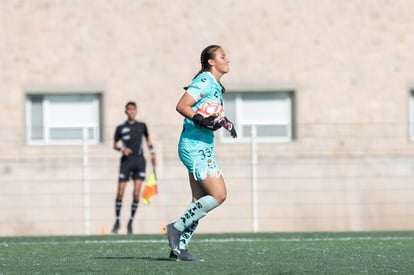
166, 223, 181, 250
169, 250, 178, 261
111, 220, 120, 234
173, 249, 204, 262
127, 220, 133, 234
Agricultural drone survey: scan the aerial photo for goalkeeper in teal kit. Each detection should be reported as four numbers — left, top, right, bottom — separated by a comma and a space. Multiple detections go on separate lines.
179, 71, 225, 182
166, 45, 237, 261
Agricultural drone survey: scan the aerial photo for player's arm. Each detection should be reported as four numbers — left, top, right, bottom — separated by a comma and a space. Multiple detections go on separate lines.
114, 140, 132, 156
113, 127, 124, 152
114, 127, 132, 156
145, 137, 156, 168
176, 92, 222, 130
176, 92, 197, 120
113, 140, 122, 151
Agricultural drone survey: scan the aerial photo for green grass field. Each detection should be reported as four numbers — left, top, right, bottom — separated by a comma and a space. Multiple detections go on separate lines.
1, 231, 414, 274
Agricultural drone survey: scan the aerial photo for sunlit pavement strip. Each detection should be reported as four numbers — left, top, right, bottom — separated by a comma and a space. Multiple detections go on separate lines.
2, 236, 414, 246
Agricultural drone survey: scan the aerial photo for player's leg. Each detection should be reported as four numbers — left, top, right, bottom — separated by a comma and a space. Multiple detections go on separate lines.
178, 221, 199, 251
171, 175, 206, 251
112, 180, 127, 234
127, 157, 146, 234
128, 179, 143, 234
112, 158, 130, 234
177, 174, 225, 247
173, 150, 225, 231
131, 179, 143, 215
169, 222, 199, 260
199, 173, 227, 204
167, 175, 201, 256
168, 143, 222, 261
170, 176, 225, 261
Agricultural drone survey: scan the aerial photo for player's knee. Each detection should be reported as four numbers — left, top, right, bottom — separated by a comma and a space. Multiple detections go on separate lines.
116, 190, 125, 199
215, 192, 227, 204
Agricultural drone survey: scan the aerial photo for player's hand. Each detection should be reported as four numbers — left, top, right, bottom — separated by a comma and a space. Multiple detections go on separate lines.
150, 154, 156, 167
122, 147, 133, 156
192, 113, 224, 131
223, 117, 237, 138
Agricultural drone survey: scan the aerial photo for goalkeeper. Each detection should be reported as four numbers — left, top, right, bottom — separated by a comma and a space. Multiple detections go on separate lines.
166, 45, 237, 262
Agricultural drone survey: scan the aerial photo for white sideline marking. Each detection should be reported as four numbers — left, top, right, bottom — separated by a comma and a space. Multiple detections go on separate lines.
2, 236, 414, 246
198, 236, 414, 242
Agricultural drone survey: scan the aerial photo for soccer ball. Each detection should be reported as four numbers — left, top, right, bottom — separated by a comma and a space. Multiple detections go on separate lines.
196, 101, 225, 118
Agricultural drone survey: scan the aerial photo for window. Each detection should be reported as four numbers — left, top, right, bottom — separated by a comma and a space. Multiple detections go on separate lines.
410, 90, 414, 140
221, 91, 295, 142
26, 94, 102, 145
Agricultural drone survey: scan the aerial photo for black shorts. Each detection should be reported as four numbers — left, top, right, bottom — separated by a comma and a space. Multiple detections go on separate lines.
118, 156, 146, 182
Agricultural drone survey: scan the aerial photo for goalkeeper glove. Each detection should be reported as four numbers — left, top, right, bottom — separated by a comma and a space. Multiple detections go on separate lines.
223, 117, 237, 138
192, 113, 224, 131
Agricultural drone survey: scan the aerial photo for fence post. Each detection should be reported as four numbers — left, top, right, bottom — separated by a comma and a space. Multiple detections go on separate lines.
82, 128, 90, 235
251, 126, 258, 233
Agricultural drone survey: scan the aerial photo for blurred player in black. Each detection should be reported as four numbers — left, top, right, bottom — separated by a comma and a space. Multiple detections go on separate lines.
111, 101, 156, 234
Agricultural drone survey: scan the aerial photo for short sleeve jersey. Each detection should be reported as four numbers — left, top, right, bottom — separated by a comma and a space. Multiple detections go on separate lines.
180, 72, 223, 144
114, 121, 149, 157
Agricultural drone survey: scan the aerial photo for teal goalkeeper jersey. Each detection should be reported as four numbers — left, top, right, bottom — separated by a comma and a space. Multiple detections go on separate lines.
179, 72, 223, 144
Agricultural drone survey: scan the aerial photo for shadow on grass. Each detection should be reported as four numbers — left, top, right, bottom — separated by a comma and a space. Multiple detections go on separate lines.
94, 256, 172, 262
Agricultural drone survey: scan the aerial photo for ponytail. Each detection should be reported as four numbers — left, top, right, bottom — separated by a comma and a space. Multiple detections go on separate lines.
183, 70, 203, 90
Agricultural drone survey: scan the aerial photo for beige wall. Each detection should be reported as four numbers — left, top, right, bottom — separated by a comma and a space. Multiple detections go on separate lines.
1, 0, 414, 236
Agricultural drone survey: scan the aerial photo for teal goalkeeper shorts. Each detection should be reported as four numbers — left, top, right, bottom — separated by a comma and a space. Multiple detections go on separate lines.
178, 139, 221, 182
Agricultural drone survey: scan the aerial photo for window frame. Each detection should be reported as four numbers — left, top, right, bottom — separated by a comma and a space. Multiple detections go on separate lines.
25, 86, 104, 146
410, 90, 414, 141
219, 89, 296, 143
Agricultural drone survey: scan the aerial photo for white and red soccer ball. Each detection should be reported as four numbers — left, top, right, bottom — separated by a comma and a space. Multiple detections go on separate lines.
196, 101, 225, 118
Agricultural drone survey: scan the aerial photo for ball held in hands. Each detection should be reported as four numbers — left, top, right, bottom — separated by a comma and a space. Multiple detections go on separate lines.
193, 101, 225, 131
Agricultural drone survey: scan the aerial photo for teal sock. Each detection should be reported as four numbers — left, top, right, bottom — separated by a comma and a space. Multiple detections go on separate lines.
179, 221, 199, 250
173, 195, 219, 232
173, 202, 196, 232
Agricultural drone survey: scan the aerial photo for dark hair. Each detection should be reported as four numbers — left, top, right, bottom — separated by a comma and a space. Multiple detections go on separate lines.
125, 101, 136, 109
184, 45, 226, 93
199, 45, 221, 74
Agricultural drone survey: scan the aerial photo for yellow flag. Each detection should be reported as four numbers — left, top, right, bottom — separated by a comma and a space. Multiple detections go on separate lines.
142, 171, 158, 205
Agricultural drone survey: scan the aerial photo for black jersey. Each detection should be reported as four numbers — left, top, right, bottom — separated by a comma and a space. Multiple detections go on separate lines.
114, 121, 149, 157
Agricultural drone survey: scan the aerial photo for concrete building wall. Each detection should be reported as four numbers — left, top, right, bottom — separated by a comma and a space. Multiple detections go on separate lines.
1, 0, 414, 236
